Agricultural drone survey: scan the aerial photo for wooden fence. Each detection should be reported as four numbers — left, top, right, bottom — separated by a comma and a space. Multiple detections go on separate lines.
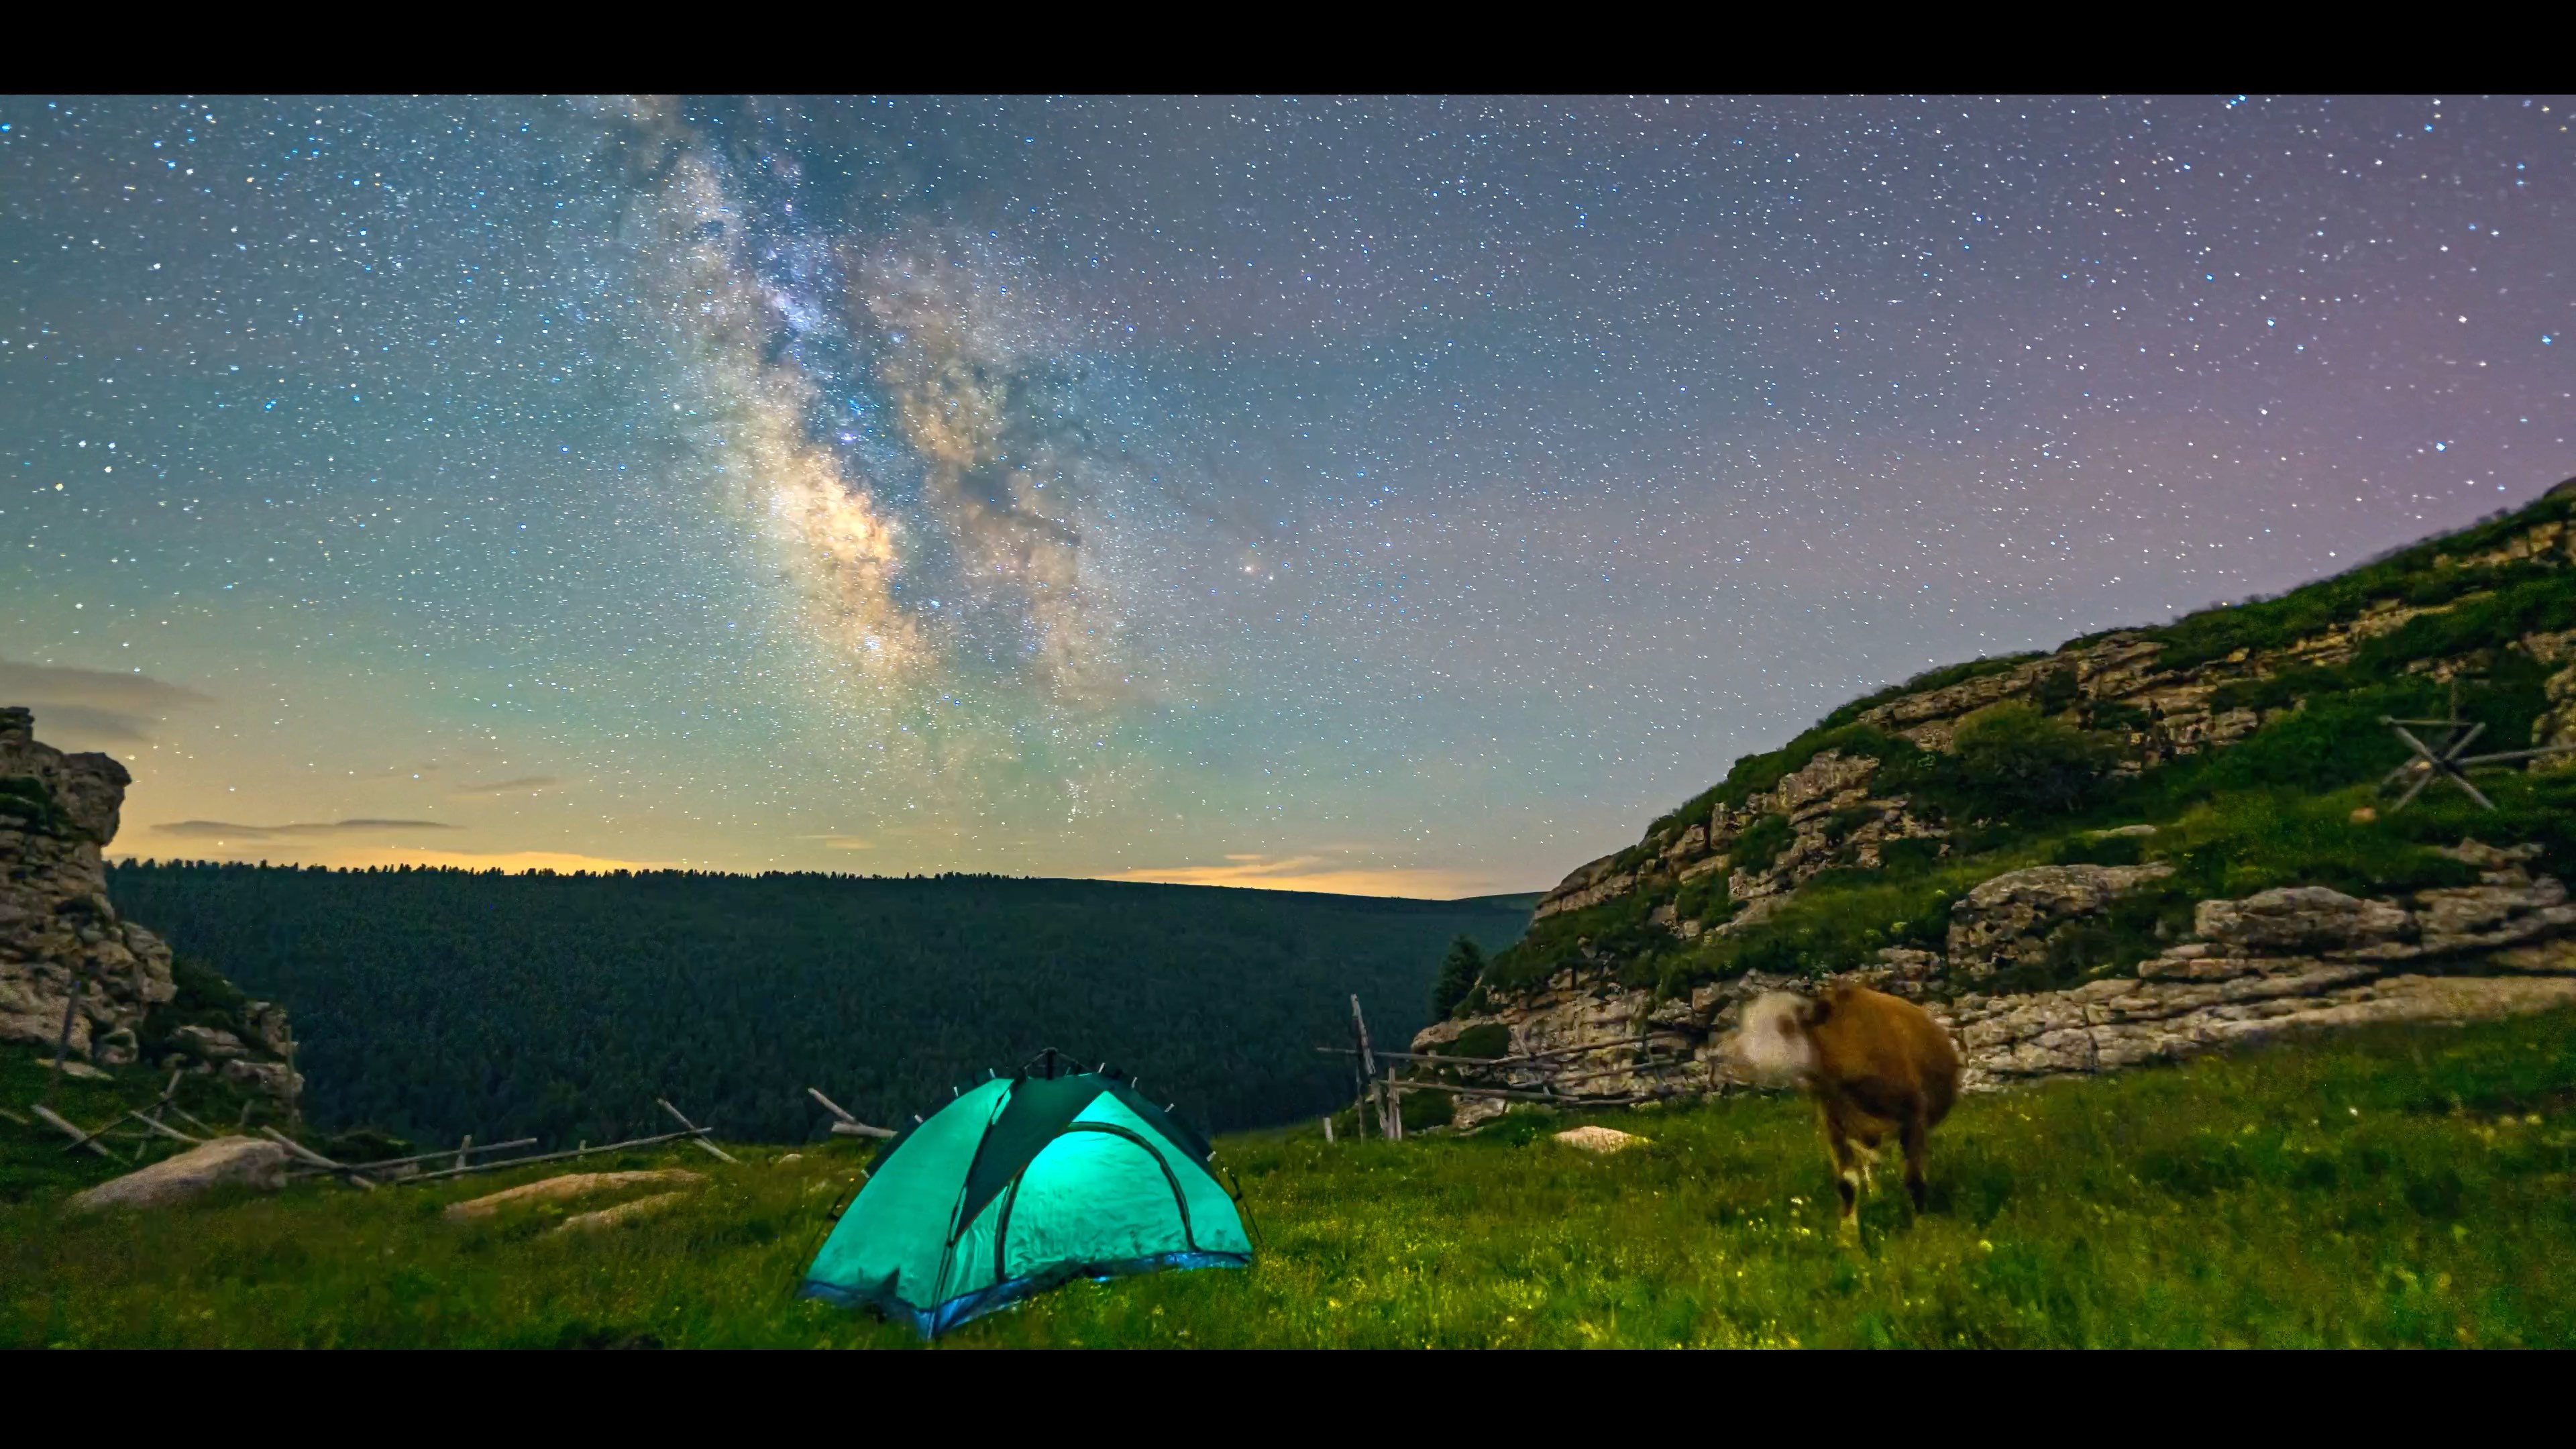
1316, 997, 1703, 1140
19, 1078, 742, 1185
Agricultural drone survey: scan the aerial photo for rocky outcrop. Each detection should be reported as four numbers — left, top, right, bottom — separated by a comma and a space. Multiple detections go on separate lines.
1939, 840, 2576, 1088
66, 1135, 292, 1212
1, 706, 175, 1060
1418, 839, 2576, 1124
1533, 854, 1635, 921
1940, 963, 2576, 1091
1, 706, 299, 1106
1531, 747, 1945, 930
1468, 492, 2576, 1121
2194, 886, 2414, 957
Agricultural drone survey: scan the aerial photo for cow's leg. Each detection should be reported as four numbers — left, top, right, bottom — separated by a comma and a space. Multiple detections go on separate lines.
1852, 1133, 1881, 1195
1899, 1100, 1931, 1216
1819, 1099, 1862, 1240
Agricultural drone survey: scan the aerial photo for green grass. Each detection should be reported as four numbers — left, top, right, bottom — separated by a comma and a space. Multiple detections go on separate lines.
8, 1010, 2575, 1348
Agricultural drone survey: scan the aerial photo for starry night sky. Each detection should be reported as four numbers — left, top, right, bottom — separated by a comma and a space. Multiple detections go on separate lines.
4, 96, 2571, 896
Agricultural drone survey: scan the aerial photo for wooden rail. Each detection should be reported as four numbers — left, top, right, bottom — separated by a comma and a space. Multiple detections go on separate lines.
394, 1126, 716, 1184
1317, 1034, 1673, 1069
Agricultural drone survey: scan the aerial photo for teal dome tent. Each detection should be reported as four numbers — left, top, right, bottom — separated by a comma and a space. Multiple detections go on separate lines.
802, 1050, 1252, 1337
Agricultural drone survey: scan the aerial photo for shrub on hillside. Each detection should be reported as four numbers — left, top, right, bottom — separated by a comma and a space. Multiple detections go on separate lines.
1947, 702, 2114, 817
1727, 813, 1795, 875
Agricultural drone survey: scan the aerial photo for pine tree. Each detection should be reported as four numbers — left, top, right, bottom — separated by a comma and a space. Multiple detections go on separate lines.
1430, 934, 1485, 1020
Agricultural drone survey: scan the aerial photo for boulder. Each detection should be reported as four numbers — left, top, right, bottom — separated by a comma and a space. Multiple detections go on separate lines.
1947, 863, 2174, 981
67, 1136, 290, 1212
2195, 887, 2411, 956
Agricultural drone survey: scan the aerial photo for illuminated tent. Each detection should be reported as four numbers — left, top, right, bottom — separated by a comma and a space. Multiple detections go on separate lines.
800, 1050, 1252, 1338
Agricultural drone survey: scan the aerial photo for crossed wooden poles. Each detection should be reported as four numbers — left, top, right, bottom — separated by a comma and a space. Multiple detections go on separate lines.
2380, 714, 2576, 812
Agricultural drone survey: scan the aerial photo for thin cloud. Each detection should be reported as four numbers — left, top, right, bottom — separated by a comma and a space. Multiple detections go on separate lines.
16, 704, 157, 743
0, 660, 213, 743
109, 843, 680, 873
153, 818, 461, 841
1097, 855, 1507, 900
450, 775, 559, 796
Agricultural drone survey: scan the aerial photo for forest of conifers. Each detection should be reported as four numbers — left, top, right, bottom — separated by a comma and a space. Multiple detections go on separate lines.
104, 863, 1537, 1150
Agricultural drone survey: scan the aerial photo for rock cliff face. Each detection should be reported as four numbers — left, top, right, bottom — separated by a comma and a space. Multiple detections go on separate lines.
0, 706, 299, 1104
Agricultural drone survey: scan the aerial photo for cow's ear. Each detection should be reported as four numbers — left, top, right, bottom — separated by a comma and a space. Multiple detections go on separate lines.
1802, 994, 1831, 1026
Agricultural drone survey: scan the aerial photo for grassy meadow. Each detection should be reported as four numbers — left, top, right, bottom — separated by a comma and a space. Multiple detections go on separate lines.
7, 1008, 2576, 1348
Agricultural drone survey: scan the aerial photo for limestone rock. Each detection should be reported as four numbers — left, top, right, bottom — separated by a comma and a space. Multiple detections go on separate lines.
2195, 887, 2412, 956
2491, 938, 2576, 975
67, 1136, 290, 1212
221, 1059, 305, 1101
1553, 1125, 1647, 1153
1768, 749, 1878, 814
0, 707, 296, 1109
443, 1169, 704, 1222
174, 1024, 250, 1061
1, 708, 176, 1054
1947, 863, 2175, 982
1532, 857, 1639, 921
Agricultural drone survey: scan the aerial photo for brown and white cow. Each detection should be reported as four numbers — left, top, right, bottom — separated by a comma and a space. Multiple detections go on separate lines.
1725, 983, 1962, 1239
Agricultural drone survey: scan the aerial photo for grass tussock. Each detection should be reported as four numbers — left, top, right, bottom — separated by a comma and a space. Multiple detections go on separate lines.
7, 1010, 2575, 1348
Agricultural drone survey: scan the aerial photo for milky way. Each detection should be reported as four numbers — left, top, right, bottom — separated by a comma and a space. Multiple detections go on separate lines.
3, 97, 2571, 894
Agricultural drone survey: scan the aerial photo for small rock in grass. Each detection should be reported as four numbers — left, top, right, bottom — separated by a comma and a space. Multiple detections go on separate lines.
559, 1190, 692, 1232
443, 1169, 701, 1222
38, 1058, 111, 1081
777, 1152, 802, 1165
1554, 1125, 1648, 1153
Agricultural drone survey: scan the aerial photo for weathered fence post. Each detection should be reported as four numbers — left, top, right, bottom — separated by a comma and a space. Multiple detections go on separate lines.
1322, 1116, 1334, 1144
658, 1098, 739, 1164
1349, 995, 1377, 1139
258, 1126, 377, 1191
455, 1134, 473, 1173
809, 1086, 896, 1138
1385, 1062, 1403, 1141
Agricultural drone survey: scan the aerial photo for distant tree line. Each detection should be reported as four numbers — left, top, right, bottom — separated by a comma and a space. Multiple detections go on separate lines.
103, 864, 1532, 1150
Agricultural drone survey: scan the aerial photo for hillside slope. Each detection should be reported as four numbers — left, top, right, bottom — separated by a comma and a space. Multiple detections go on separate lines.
1420, 478, 2576, 1115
